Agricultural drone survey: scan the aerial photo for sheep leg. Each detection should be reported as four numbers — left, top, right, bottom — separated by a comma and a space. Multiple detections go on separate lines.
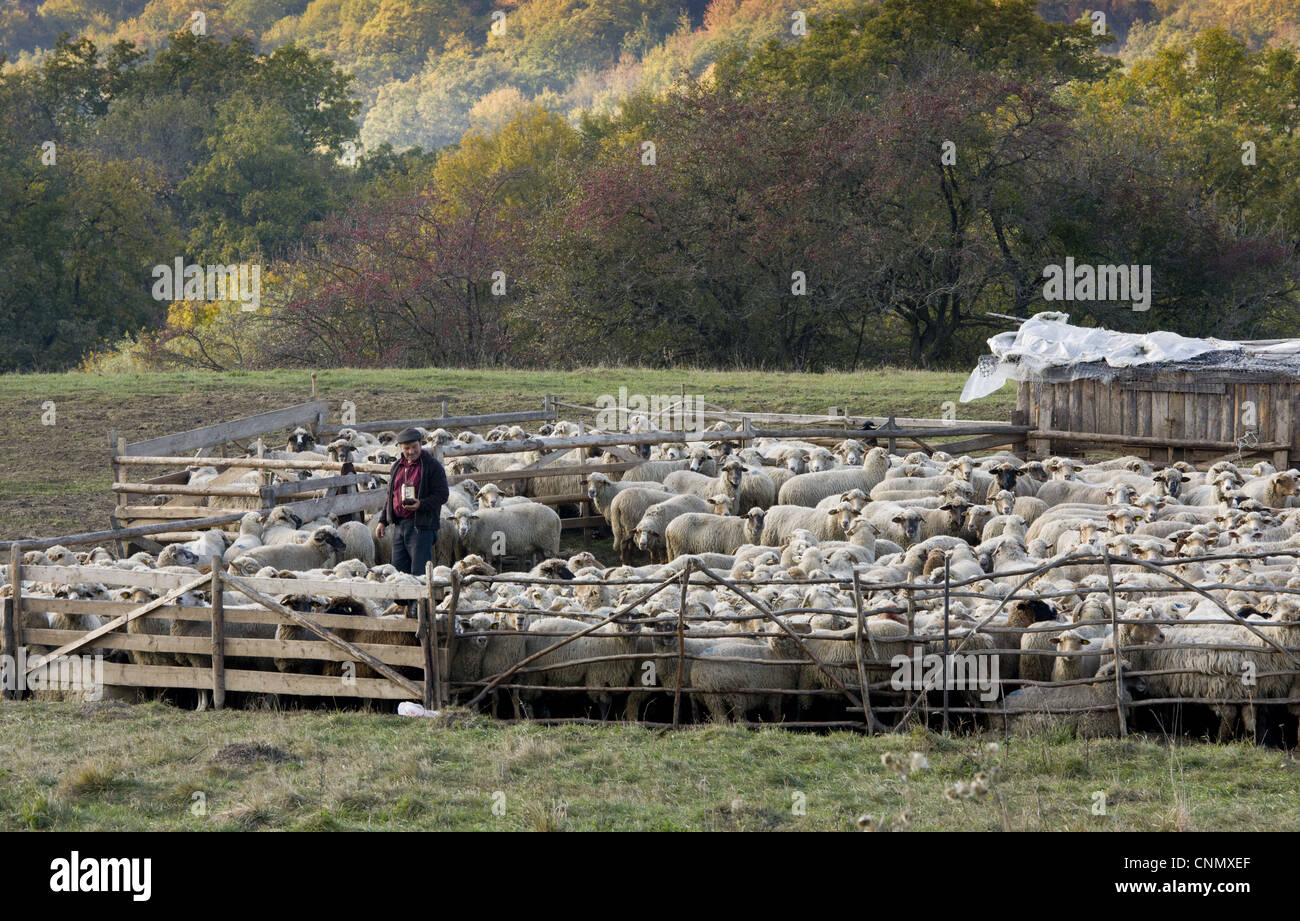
510, 689, 523, 720
195, 688, 210, 712
596, 696, 612, 721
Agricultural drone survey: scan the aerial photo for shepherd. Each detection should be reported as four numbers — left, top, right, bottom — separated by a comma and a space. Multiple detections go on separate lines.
376, 427, 450, 575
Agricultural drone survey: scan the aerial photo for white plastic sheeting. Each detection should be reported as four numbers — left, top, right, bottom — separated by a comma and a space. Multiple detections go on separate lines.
960, 312, 1300, 402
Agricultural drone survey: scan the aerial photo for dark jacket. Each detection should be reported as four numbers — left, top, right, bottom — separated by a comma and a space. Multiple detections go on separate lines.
379, 448, 450, 530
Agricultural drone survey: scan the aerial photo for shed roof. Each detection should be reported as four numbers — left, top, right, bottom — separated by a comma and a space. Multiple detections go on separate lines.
961, 312, 1300, 401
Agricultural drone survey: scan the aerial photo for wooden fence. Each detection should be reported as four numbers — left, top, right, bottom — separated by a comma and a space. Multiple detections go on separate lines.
96, 389, 1033, 553
7, 549, 1299, 740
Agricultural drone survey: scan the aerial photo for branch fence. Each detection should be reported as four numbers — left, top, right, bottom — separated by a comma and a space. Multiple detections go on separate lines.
4, 548, 1298, 740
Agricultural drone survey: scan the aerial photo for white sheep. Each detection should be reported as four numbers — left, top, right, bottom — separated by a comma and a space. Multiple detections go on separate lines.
452, 504, 562, 567
776, 448, 890, 507
633, 494, 712, 563
665, 508, 765, 559
233, 526, 346, 571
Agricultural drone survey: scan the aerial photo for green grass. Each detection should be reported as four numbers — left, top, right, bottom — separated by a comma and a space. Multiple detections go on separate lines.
3, 701, 1297, 831
0, 365, 1012, 419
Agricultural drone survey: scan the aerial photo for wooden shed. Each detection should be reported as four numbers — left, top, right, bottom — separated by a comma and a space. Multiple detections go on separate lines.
1018, 361, 1297, 467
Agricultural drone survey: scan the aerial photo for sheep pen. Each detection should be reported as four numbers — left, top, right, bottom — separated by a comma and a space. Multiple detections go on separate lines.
4, 395, 1300, 747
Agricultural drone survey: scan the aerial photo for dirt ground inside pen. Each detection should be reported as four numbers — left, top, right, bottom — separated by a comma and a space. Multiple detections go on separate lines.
0, 366, 1005, 549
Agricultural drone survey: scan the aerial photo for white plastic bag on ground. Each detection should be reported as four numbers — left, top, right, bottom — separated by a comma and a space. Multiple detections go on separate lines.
397, 701, 440, 718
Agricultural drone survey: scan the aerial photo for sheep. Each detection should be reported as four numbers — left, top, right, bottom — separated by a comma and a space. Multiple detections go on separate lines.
665, 508, 765, 559
1011, 600, 1070, 686
475, 482, 533, 509
221, 512, 265, 564
798, 613, 910, 708
451, 504, 562, 568
455, 612, 528, 717
692, 623, 811, 723
1049, 630, 1099, 683
864, 504, 926, 549
336, 520, 376, 567
175, 529, 226, 567
604, 486, 680, 563
642, 620, 729, 718
1003, 661, 1144, 738
620, 457, 705, 484
585, 472, 669, 521
736, 468, 777, 514
1141, 607, 1300, 739
1035, 480, 1139, 508
663, 457, 746, 514
761, 504, 850, 546
1239, 471, 1299, 508
234, 526, 346, 572
522, 616, 643, 719
776, 447, 890, 507
262, 507, 306, 545
286, 427, 316, 453
633, 494, 712, 563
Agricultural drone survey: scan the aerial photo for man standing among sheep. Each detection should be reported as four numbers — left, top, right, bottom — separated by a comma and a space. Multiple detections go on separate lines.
376, 428, 450, 576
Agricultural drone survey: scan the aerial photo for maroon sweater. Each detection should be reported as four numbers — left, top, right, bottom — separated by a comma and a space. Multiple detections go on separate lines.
391, 456, 422, 519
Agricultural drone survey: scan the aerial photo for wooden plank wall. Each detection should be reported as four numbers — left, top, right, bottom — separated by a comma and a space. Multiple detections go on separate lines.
1022, 372, 1297, 465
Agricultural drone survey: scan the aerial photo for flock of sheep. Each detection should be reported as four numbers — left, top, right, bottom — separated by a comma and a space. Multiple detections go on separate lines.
8, 418, 1300, 741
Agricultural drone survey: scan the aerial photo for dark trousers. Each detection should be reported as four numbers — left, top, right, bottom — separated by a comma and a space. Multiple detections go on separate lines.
391, 517, 436, 576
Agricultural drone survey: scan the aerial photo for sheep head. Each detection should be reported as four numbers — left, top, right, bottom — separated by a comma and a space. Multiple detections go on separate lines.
452, 508, 477, 540
721, 457, 745, 490
836, 440, 864, 466
889, 509, 924, 547
707, 493, 733, 515
689, 447, 713, 471
476, 483, 504, 509
1106, 506, 1142, 535
158, 545, 200, 569
939, 499, 971, 531
1105, 483, 1138, 505
310, 527, 347, 553
807, 448, 836, 472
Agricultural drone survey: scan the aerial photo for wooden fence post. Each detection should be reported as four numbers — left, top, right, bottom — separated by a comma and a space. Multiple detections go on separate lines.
8, 547, 24, 695
2, 596, 16, 700
673, 561, 690, 729
1102, 550, 1128, 738
850, 568, 876, 734
422, 562, 440, 710
443, 570, 461, 705
942, 554, 951, 735
210, 558, 225, 710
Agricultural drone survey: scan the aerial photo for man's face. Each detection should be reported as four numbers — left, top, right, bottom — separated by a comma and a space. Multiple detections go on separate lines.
401, 440, 421, 463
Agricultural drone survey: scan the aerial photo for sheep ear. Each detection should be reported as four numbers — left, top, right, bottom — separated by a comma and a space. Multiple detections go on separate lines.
1050, 636, 1063, 645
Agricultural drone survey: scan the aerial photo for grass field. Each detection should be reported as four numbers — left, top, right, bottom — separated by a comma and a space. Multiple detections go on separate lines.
3, 700, 1298, 832
0, 366, 1014, 540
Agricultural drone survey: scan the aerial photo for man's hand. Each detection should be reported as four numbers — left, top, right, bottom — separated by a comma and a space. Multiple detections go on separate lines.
376, 522, 386, 539
401, 498, 419, 510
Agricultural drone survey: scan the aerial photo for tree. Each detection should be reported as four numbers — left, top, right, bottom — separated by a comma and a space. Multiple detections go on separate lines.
179, 93, 337, 260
